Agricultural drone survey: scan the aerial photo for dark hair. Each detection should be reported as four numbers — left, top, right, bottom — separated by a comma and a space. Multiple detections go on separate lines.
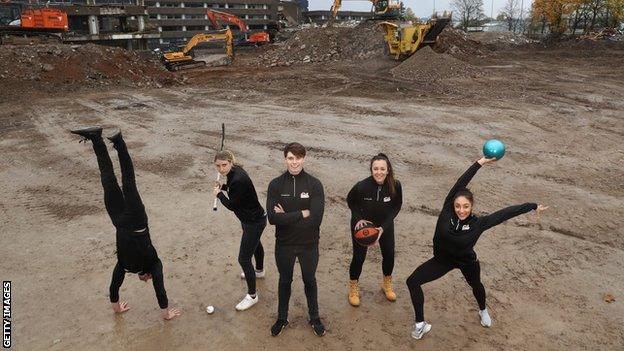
370, 153, 397, 196
283, 142, 306, 158
453, 188, 474, 204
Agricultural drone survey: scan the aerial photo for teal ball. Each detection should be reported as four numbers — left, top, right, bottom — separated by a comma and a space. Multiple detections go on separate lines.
483, 139, 506, 160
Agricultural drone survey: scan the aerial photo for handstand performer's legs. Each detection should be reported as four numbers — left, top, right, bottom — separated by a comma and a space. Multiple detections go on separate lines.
91, 136, 125, 224
111, 133, 147, 227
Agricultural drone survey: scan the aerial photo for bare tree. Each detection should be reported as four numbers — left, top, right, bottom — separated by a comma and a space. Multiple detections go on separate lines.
502, 0, 521, 31
452, 0, 485, 31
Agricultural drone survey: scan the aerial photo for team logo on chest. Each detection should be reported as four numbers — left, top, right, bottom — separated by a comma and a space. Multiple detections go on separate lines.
462, 224, 470, 231
383, 196, 391, 202
300, 192, 309, 199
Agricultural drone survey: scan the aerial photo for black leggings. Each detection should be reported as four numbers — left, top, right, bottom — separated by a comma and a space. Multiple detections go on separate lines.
406, 257, 486, 322
92, 136, 147, 230
349, 227, 395, 280
275, 244, 319, 320
239, 218, 266, 295
109, 258, 168, 309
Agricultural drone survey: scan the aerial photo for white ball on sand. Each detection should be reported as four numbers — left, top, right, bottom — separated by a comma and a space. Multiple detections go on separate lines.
206, 305, 215, 314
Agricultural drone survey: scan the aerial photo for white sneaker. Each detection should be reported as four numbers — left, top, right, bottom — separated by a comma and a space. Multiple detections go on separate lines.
235, 294, 258, 311
479, 309, 492, 327
411, 322, 432, 340
240, 269, 265, 279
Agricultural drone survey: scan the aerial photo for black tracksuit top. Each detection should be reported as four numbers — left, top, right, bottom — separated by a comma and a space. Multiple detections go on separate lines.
346, 176, 403, 233
217, 165, 265, 224
267, 169, 325, 246
433, 162, 538, 266
116, 228, 159, 274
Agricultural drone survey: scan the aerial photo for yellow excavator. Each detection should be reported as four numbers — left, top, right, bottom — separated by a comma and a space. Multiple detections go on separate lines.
379, 12, 452, 60
161, 29, 233, 71
331, 0, 403, 19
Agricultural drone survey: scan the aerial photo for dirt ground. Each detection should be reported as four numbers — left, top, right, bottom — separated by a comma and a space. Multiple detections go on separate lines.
1, 29, 623, 350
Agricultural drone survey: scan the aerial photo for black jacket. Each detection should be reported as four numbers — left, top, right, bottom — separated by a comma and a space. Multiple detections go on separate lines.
346, 176, 402, 234
217, 166, 265, 224
433, 162, 537, 266
267, 169, 324, 246
116, 227, 159, 274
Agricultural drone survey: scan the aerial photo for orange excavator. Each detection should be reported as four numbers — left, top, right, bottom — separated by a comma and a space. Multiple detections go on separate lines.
1, 2, 68, 40
206, 9, 269, 45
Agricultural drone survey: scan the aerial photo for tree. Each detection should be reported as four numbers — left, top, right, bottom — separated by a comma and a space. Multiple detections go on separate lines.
451, 0, 485, 30
404, 7, 417, 22
501, 0, 521, 31
531, 0, 581, 34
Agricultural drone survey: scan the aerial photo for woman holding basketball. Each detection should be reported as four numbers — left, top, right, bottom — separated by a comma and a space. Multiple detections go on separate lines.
213, 151, 267, 311
346, 153, 403, 306
406, 156, 548, 340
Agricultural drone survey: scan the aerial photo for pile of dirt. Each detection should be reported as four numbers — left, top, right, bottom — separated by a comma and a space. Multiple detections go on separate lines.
390, 46, 483, 81
252, 21, 387, 67
433, 27, 492, 58
0, 43, 180, 101
468, 31, 536, 49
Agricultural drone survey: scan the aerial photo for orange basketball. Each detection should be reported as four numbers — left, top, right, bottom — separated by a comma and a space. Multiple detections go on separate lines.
354, 225, 380, 247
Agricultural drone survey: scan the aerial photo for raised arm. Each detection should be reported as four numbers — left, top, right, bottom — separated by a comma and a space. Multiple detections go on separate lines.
266, 179, 303, 226
380, 180, 402, 232
479, 203, 538, 231
443, 157, 496, 209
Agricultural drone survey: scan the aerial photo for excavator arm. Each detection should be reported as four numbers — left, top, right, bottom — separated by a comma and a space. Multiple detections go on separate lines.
331, 0, 342, 18
207, 9, 248, 32
206, 9, 269, 44
181, 30, 233, 56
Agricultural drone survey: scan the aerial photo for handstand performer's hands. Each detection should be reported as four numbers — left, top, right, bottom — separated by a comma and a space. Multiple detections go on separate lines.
478, 157, 497, 166
112, 301, 130, 314
161, 307, 181, 320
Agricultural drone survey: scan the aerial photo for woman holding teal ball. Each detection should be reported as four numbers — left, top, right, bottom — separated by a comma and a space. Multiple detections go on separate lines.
405, 153, 548, 340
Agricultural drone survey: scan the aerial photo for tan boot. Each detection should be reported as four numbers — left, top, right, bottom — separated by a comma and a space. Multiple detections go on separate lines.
382, 275, 397, 302
348, 280, 360, 307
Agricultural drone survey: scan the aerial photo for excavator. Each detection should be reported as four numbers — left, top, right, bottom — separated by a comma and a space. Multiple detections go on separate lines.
331, 0, 404, 19
1, 2, 68, 42
206, 9, 269, 45
379, 12, 452, 60
161, 29, 233, 71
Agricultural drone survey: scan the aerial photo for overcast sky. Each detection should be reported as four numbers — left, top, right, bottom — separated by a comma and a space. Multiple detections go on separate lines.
309, 0, 534, 18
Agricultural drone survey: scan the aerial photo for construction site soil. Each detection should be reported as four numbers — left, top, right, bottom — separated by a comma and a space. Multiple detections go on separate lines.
1, 24, 623, 350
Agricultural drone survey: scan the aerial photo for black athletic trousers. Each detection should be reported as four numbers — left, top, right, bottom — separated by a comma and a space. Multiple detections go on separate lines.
239, 217, 266, 295
349, 226, 395, 280
92, 136, 147, 229
275, 244, 319, 320
109, 258, 168, 309
406, 257, 486, 322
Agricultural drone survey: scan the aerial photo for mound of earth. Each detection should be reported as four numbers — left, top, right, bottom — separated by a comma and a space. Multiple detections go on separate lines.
0, 43, 180, 101
253, 21, 387, 67
390, 46, 483, 81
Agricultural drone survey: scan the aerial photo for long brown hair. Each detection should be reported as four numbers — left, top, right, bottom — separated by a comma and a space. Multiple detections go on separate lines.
369, 153, 397, 196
